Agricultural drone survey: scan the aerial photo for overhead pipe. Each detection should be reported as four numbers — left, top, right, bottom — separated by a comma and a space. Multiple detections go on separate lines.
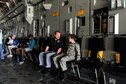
0, 10, 25, 25
28, 0, 45, 6
7, 10, 24, 22
0, 0, 45, 22
0, 10, 24, 30
0, 2, 23, 21
0, 0, 45, 24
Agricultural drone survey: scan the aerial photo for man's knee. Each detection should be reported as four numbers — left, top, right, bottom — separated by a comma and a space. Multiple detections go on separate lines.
53, 57, 57, 61
60, 57, 66, 63
39, 52, 44, 57
25, 48, 31, 52
46, 53, 54, 57
46, 54, 51, 60
16, 48, 21, 53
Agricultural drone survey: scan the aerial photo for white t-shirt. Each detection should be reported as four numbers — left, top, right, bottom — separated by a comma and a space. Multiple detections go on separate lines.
7, 39, 13, 45
0, 30, 2, 44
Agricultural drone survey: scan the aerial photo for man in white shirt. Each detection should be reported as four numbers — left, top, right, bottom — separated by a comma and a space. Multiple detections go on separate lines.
0, 30, 4, 62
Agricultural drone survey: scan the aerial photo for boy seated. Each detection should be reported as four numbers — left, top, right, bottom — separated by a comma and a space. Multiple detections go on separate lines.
53, 34, 81, 80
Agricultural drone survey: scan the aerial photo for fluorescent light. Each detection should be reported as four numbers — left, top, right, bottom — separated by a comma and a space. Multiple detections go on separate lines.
43, 4, 52, 10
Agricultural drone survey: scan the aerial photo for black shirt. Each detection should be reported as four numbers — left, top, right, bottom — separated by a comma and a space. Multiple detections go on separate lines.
5, 38, 9, 46
47, 38, 63, 52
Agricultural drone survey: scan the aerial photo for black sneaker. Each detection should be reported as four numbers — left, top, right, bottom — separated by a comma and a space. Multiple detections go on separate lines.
61, 71, 68, 82
44, 68, 51, 76
38, 66, 45, 71
55, 69, 62, 78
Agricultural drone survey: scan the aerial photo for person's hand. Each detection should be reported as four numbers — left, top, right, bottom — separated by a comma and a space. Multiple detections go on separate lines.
77, 57, 81, 60
76, 57, 81, 63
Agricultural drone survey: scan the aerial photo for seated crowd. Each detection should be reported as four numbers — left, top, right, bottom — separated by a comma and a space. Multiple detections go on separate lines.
3, 31, 81, 80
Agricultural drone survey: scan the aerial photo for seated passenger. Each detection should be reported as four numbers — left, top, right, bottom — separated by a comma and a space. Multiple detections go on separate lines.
8, 35, 19, 57
16, 34, 35, 65
22, 34, 35, 58
53, 34, 81, 79
7, 36, 13, 56
39, 31, 63, 73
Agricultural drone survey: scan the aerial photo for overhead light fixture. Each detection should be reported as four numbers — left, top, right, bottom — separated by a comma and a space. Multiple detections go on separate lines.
43, 3, 52, 10
27, 0, 45, 6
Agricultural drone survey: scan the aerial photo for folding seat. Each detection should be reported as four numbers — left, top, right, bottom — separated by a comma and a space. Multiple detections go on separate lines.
79, 37, 106, 84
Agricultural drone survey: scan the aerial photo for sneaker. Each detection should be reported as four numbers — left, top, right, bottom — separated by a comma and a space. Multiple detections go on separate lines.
38, 66, 45, 72
23, 58, 25, 61
61, 71, 68, 81
44, 71, 51, 76
44, 68, 51, 76
19, 61, 24, 65
7, 54, 13, 58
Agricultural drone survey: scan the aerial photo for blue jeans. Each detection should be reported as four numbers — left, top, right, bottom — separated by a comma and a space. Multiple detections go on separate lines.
3, 47, 9, 57
0, 44, 4, 60
39, 51, 55, 68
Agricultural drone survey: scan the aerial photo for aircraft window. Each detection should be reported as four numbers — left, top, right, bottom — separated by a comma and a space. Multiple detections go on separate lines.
62, 0, 69, 6
78, 17, 85, 26
93, 7, 108, 34
109, 0, 125, 10
68, 6, 72, 13
65, 18, 73, 34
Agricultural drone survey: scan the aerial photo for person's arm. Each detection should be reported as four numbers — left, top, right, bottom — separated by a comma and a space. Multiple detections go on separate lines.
44, 39, 51, 52
28, 40, 35, 49
16, 43, 19, 47
45, 46, 49, 52
56, 48, 62, 54
7, 40, 13, 45
75, 44, 81, 61
56, 40, 63, 54
16, 40, 19, 47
